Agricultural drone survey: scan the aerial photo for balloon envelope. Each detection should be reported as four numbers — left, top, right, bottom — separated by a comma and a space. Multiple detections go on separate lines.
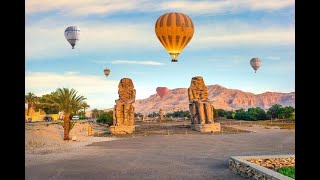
155, 12, 194, 62
156, 87, 169, 98
64, 26, 80, 49
104, 68, 110, 77
250, 58, 262, 73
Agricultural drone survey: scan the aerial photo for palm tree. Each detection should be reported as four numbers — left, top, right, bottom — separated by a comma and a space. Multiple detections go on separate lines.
91, 108, 99, 118
81, 102, 90, 118
25, 92, 38, 116
48, 88, 86, 140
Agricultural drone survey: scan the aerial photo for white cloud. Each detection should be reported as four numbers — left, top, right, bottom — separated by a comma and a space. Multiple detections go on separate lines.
26, 0, 294, 16
25, 20, 158, 60
26, 18, 294, 60
265, 56, 281, 60
93, 60, 165, 66
190, 22, 295, 48
64, 71, 80, 75
26, 0, 140, 16
25, 71, 119, 109
161, 0, 294, 14
111, 60, 164, 66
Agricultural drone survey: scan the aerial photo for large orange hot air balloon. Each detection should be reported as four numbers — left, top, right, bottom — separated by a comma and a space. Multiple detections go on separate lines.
155, 12, 194, 62
156, 87, 169, 98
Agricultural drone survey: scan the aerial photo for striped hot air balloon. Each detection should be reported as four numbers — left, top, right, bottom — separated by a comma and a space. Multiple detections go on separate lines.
250, 58, 262, 73
155, 12, 194, 62
64, 26, 80, 49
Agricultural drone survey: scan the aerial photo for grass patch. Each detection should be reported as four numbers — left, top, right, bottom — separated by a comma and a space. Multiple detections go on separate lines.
277, 166, 295, 179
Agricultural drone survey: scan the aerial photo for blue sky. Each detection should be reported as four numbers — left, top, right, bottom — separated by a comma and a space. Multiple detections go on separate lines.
26, 0, 295, 110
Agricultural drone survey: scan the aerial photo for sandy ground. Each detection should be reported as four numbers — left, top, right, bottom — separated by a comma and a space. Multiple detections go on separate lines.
25, 122, 294, 179
25, 121, 118, 155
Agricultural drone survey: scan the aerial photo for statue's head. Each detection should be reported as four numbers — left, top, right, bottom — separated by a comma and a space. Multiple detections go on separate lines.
118, 78, 134, 90
190, 76, 205, 88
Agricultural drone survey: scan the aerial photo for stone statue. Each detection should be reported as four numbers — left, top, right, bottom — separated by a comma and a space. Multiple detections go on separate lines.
188, 76, 220, 132
110, 78, 136, 134
159, 109, 164, 121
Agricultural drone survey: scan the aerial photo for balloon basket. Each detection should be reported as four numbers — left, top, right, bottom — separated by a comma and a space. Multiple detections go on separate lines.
171, 59, 178, 62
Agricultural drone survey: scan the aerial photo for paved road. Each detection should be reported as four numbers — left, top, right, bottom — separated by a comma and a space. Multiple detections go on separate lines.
25, 127, 294, 180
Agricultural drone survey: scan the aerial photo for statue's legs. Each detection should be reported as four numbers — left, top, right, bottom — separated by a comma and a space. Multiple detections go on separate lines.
204, 103, 213, 123
116, 104, 124, 126
197, 102, 205, 124
189, 103, 195, 124
194, 102, 200, 124
124, 104, 133, 126
129, 105, 134, 126
113, 105, 117, 126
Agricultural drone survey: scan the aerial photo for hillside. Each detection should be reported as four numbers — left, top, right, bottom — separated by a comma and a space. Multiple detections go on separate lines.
133, 84, 295, 114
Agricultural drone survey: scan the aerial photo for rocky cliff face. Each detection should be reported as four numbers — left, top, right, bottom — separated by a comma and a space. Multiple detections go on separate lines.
133, 85, 295, 114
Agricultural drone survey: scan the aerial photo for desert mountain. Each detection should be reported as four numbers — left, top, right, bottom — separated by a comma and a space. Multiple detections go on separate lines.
133, 84, 295, 114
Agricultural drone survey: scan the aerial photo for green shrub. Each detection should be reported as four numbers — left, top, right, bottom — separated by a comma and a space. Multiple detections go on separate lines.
97, 111, 113, 126
277, 166, 295, 179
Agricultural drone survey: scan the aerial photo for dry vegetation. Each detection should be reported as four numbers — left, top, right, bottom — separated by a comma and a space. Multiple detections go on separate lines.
219, 120, 295, 130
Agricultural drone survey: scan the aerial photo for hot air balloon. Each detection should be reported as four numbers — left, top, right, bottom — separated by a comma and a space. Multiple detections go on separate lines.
156, 87, 169, 98
104, 68, 110, 77
250, 58, 262, 73
155, 12, 194, 62
64, 26, 80, 49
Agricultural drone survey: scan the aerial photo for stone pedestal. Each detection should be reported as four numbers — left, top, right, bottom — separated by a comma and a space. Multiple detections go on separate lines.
110, 125, 135, 135
191, 123, 221, 132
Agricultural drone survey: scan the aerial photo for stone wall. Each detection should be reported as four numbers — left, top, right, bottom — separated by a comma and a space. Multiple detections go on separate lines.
229, 155, 294, 180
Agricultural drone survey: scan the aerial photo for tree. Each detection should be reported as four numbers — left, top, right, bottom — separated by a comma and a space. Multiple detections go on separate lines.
267, 104, 283, 119
135, 112, 142, 118
289, 112, 295, 120
48, 88, 86, 140
280, 106, 295, 119
91, 108, 99, 118
97, 111, 113, 126
255, 107, 267, 120
81, 102, 90, 118
148, 112, 159, 117
234, 108, 246, 120
246, 107, 266, 120
216, 109, 226, 117
37, 92, 60, 114
25, 92, 38, 116
226, 110, 235, 119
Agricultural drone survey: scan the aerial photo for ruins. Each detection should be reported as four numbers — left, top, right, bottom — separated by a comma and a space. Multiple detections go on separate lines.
159, 109, 164, 121
188, 76, 221, 132
110, 78, 136, 135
